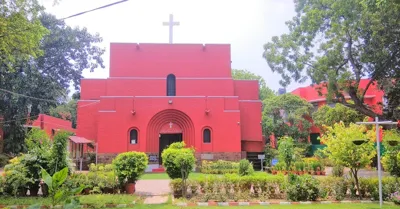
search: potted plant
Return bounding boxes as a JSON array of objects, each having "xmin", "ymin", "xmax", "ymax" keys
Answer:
[{"xmin": 112, "ymin": 152, "xmax": 148, "ymax": 194}]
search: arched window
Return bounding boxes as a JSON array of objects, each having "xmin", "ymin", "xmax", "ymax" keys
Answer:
[
  {"xmin": 203, "ymin": 128, "xmax": 211, "ymax": 143},
  {"xmin": 166, "ymin": 74, "xmax": 176, "ymax": 96},
  {"xmin": 130, "ymin": 129, "xmax": 138, "ymax": 144}
]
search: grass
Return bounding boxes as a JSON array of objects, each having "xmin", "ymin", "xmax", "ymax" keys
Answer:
[
  {"xmin": 0, "ymin": 194, "xmax": 142, "ymax": 206},
  {"xmin": 109, "ymin": 203, "xmax": 398, "ymax": 209}
]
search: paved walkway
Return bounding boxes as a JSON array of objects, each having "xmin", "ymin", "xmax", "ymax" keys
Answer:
[{"xmin": 135, "ymin": 179, "xmax": 171, "ymax": 204}]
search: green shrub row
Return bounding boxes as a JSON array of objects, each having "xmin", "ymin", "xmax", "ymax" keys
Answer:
[
  {"xmin": 170, "ymin": 173, "xmax": 398, "ymax": 202},
  {"xmin": 201, "ymin": 160, "xmax": 239, "ymax": 174}
]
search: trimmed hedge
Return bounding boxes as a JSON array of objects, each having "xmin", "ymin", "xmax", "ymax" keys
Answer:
[
  {"xmin": 201, "ymin": 160, "xmax": 239, "ymax": 174},
  {"xmin": 169, "ymin": 173, "xmax": 397, "ymax": 202}
]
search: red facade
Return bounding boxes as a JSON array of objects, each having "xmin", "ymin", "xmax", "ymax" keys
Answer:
[
  {"xmin": 77, "ymin": 43, "xmax": 263, "ymax": 164},
  {"xmin": 291, "ymin": 79, "xmax": 385, "ymax": 135}
]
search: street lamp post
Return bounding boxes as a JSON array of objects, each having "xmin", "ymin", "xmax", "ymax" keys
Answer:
[{"xmin": 356, "ymin": 117, "xmax": 398, "ymax": 208}]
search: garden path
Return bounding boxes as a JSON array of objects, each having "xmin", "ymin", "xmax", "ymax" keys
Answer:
[{"xmin": 135, "ymin": 179, "xmax": 171, "ymax": 204}]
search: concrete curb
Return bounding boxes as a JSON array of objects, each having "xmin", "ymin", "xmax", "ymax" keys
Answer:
[{"xmin": 173, "ymin": 200, "xmax": 381, "ymax": 207}]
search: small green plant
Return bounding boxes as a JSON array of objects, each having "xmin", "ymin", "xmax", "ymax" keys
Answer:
[
  {"xmin": 238, "ymin": 159, "xmax": 254, "ymax": 176},
  {"xmin": 278, "ymin": 136, "xmax": 295, "ymax": 171},
  {"xmin": 41, "ymin": 167, "xmax": 84, "ymax": 207},
  {"xmin": 332, "ymin": 164, "xmax": 344, "ymax": 177},
  {"xmin": 161, "ymin": 142, "xmax": 196, "ymax": 179},
  {"xmin": 286, "ymin": 174, "xmax": 319, "ymax": 201},
  {"xmin": 112, "ymin": 152, "xmax": 148, "ymax": 184},
  {"xmin": 49, "ymin": 131, "xmax": 72, "ymax": 175}
]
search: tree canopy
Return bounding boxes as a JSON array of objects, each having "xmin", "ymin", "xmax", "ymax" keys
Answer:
[
  {"xmin": 263, "ymin": 0, "xmax": 400, "ymax": 120},
  {"xmin": 263, "ymin": 93, "xmax": 313, "ymax": 140},
  {"xmin": 0, "ymin": 0, "xmax": 48, "ymax": 70},
  {"xmin": 312, "ymin": 103, "xmax": 366, "ymax": 132},
  {"xmin": 0, "ymin": 13, "xmax": 104, "ymax": 154},
  {"xmin": 231, "ymin": 69, "xmax": 275, "ymax": 101}
]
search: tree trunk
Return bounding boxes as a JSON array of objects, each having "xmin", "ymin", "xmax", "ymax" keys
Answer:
[{"xmin": 351, "ymin": 168, "xmax": 362, "ymax": 200}]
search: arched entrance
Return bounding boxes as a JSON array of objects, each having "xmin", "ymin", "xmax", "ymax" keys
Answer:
[{"xmin": 146, "ymin": 109, "xmax": 195, "ymax": 164}]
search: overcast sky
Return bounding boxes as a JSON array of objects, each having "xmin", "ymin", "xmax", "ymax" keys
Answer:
[{"xmin": 42, "ymin": 0, "xmax": 306, "ymax": 92}]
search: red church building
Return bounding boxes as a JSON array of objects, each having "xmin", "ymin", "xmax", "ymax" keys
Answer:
[{"xmin": 76, "ymin": 43, "xmax": 263, "ymax": 170}]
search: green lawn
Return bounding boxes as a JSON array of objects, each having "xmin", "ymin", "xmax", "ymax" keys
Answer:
[
  {"xmin": 0, "ymin": 194, "xmax": 142, "ymax": 206},
  {"xmin": 114, "ymin": 203, "xmax": 398, "ymax": 209}
]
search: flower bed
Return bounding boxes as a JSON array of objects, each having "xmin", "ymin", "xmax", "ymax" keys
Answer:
[{"xmin": 170, "ymin": 173, "xmax": 398, "ymax": 202}]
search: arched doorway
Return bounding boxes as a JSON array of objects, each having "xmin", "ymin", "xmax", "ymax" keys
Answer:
[{"xmin": 146, "ymin": 109, "xmax": 195, "ymax": 164}]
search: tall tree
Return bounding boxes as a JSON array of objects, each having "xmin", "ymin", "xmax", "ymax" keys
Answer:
[
  {"xmin": 231, "ymin": 69, "xmax": 275, "ymax": 101},
  {"xmin": 0, "ymin": 0, "xmax": 48, "ymax": 70},
  {"xmin": 263, "ymin": 0, "xmax": 400, "ymax": 120},
  {"xmin": 263, "ymin": 93, "xmax": 313, "ymax": 141},
  {"xmin": 0, "ymin": 13, "xmax": 104, "ymax": 154}
]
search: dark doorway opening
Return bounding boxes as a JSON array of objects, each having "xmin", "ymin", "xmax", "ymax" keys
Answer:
[{"xmin": 159, "ymin": 133, "xmax": 182, "ymax": 165}]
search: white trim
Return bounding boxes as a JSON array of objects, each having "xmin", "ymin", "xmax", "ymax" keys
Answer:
[
  {"xmin": 100, "ymin": 96, "xmax": 134, "ymax": 98},
  {"xmin": 224, "ymin": 110, "xmax": 240, "ymax": 112},
  {"xmin": 239, "ymin": 100, "xmax": 261, "ymax": 102},
  {"xmin": 98, "ymin": 110, "xmax": 116, "ymax": 113}
]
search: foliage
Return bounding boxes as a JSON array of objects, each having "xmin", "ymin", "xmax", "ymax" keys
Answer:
[
  {"xmin": 263, "ymin": 94, "xmax": 313, "ymax": 140},
  {"xmin": 0, "ymin": 153, "xmax": 10, "ymax": 167},
  {"xmin": 0, "ymin": 12, "xmax": 104, "ymax": 154},
  {"xmin": 112, "ymin": 151, "xmax": 148, "ymax": 184},
  {"xmin": 332, "ymin": 165, "xmax": 345, "ymax": 177},
  {"xmin": 23, "ymin": 128, "xmax": 52, "ymax": 184},
  {"xmin": 0, "ymin": 0, "xmax": 48, "ymax": 69},
  {"xmin": 201, "ymin": 160, "xmax": 239, "ymax": 174},
  {"xmin": 312, "ymin": 104, "xmax": 366, "ymax": 132},
  {"xmin": 286, "ymin": 174, "xmax": 319, "ymax": 201},
  {"xmin": 3, "ymin": 156, "xmax": 33, "ymax": 196},
  {"xmin": 238, "ymin": 159, "xmax": 254, "ymax": 176},
  {"xmin": 49, "ymin": 94, "xmax": 78, "ymax": 128},
  {"xmin": 277, "ymin": 136, "xmax": 295, "ymax": 170},
  {"xmin": 382, "ymin": 129, "xmax": 400, "ymax": 177},
  {"xmin": 264, "ymin": 144, "xmax": 278, "ymax": 167},
  {"xmin": 262, "ymin": 0, "xmax": 400, "ymax": 120},
  {"xmin": 41, "ymin": 167, "xmax": 84, "ymax": 207},
  {"xmin": 320, "ymin": 122, "xmax": 376, "ymax": 197},
  {"xmin": 49, "ymin": 131, "xmax": 71, "ymax": 175},
  {"xmin": 231, "ymin": 69, "xmax": 276, "ymax": 101},
  {"xmin": 161, "ymin": 142, "xmax": 196, "ymax": 179}
]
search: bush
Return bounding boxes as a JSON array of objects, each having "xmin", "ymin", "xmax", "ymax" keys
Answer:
[
  {"xmin": 201, "ymin": 160, "xmax": 239, "ymax": 174},
  {"xmin": 162, "ymin": 142, "xmax": 195, "ymax": 179},
  {"xmin": 0, "ymin": 153, "xmax": 10, "ymax": 167},
  {"xmin": 49, "ymin": 131, "xmax": 72, "ymax": 175},
  {"xmin": 278, "ymin": 136, "xmax": 295, "ymax": 170},
  {"xmin": 332, "ymin": 164, "xmax": 344, "ymax": 177},
  {"xmin": 286, "ymin": 174, "xmax": 319, "ymax": 201},
  {"xmin": 238, "ymin": 159, "xmax": 254, "ymax": 176},
  {"xmin": 112, "ymin": 152, "xmax": 148, "ymax": 184}
]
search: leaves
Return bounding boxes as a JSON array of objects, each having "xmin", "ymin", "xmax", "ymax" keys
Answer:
[
  {"xmin": 312, "ymin": 103, "xmax": 366, "ymax": 132},
  {"xmin": 41, "ymin": 168, "xmax": 52, "ymax": 189},
  {"xmin": 263, "ymin": 93, "xmax": 313, "ymax": 140}
]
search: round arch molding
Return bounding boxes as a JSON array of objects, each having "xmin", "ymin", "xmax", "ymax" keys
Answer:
[{"xmin": 146, "ymin": 109, "xmax": 195, "ymax": 152}]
